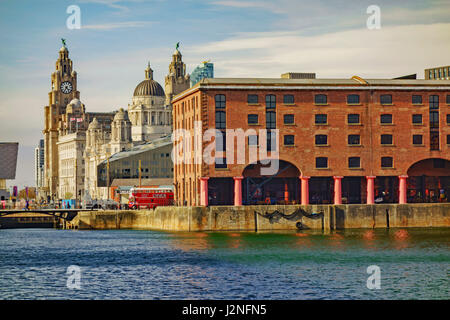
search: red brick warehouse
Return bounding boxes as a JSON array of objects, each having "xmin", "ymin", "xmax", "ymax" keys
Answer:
[{"xmin": 172, "ymin": 75, "xmax": 450, "ymax": 206}]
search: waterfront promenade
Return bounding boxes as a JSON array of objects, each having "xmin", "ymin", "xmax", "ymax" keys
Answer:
[{"xmin": 73, "ymin": 203, "xmax": 450, "ymax": 231}]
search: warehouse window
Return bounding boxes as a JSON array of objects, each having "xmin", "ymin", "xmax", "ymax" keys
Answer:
[
  {"xmin": 380, "ymin": 95, "xmax": 392, "ymax": 105},
  {"xmin": 381, "ymin": 157, "xmax": 393, "ymax": 168},
  {"xmin": 316, "ymin": 157, "xmax": 328, "ymax": 168},
  {"xmin": 381, "ymin": 134, "xmax": 393, "ymax": 145},
  {"xmin": 380, "ymin": 114, "xmax": 393, "ymax": 124},
  {"xmin": 314, "ymin": 94, "xmax": 327, "ymax": 105},
  {"xmin": 215, "ymin": 111, "xmax": 226, "ymax": 129},
  {"xmin": 283, "ymin": 95, "xmax": 294, "ymax": 104},
  {"xmin": 315, "ymin": 134, "xmax": 328, "ymax": 145},
  {"xmin": 315, "ymin": 114, "xmax": 327, "ymax": 124},
  {"xmin": 412, "ymin": 95, "xmax": 422, "ymax": 105},
  {"xmin": 348, "ymin": 157, "xmax": 360, "ymax": 168},
  {"xmin": 284, "ymin": 114, "xmax": 294, "ymax": 124},
  {"xmin": 265, "ymin": 95, "xmax": 276, "ymax": 109},
  {"xmin": 348, "ymin": 135, "xmax": 360, "ymax": 145},
  {"xmin": 215, "ymin": 94, "xmax": 226, "ymax": 109},
  {"xmin": 248, "ymin": 94, "xmax": 258, "ymax": 104},
  {"xmin": 347, "ymin": 94, "xmax": 360, "ymax": 104},
  {"xmin": 413, "ymin": 135, "xmax": 423, "ymax": 145},
  {"xmin": 347, "ymin": 114, "xmax": 360, "ymax": 124},
  {"xmin": 284, "ymin": 135, "xmax": 294, "ymax": 146},
  {"xmin": 248, "ymin": 114, "xmax": 259, "ymax": 125},
  {"xmin": 412, "ymin": 114, "xmax": 423, "ymax": 124},
  {"xmin": 429, "ymin": 95, "xmax": 439, "ymax": 109}
]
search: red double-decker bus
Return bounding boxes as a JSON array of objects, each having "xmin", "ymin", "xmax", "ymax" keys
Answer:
[{"xmin": 128, "ymin": 187, "xmax": 174, "ymax": 209}]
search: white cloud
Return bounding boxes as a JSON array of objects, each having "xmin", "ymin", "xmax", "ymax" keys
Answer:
[{"xmin": 185, "ymin": 23, "xmax": 450, "ymax": 79}]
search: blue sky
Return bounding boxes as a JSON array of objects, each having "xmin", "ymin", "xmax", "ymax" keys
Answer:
[{"xmin": 1, "ymin": 0, "xmax": 449, "ymax": 188}]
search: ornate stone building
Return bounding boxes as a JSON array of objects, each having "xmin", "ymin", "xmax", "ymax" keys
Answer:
[
  {"xmin": 84, "ymin": 110, "xmax": 133, "ymax": 200},
  {"xmin": 43, "ymin": 43, "xmax": 80, "ymax": 198},
  {"xmin": 129, "ymin": 63, "xmax": 172, "ymax": 142},
  {"xmin": 164, "ymin": 47, "xmax": 190, "ymax": 107},
  {"xmin": 44, "ymin": 42, "xmax": 190, "ymax": 203}
]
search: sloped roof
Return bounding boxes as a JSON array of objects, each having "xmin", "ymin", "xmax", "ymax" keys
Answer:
[{"xmin": 100, "ymin": 135, "xmax": 172, "ymax": 165}]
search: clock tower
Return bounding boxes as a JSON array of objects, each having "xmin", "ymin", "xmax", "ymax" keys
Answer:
[{"xmin": 43, "ymin": 42, "xmax": 80, "ymax": 198}]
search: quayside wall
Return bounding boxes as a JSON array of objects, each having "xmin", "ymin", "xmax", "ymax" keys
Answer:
[{"xmin": 74, "ymin": 203, "xmax": 450, "ymax": 231}]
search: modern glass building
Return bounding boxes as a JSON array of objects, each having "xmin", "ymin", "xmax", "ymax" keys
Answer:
[{"xmin": 190, "ymin": 62, "xmax": 214, "ymax": 87}]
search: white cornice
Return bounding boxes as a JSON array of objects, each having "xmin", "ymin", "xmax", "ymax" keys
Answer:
[{"xmin": 173, "ymin": 85, "xmax": 450, "ymax": 103}]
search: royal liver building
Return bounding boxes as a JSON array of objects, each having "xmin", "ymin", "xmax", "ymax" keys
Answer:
[{"xmin": 42, "ymin": 41, "xmax": 190, "ymax": 202}]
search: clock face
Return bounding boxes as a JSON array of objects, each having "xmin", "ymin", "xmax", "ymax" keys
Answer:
[{"xmin": 60, "ymin": 81, "xmax": 73, "ymax": 94}]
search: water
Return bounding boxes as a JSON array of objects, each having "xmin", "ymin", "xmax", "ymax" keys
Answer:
[{"xmin": 0, "ymin": 228, "xmax": 448, "ymax": 299}]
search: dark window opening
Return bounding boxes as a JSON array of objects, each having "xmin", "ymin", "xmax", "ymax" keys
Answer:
[
  {"xmin": 284, "ymin": 135, "xmax": 294, "ymax": 146},
  {"xmin": 348, "ymin": 157, "xmax": 360, "ymax": 168},
  {"xmin": 283, "ymin": 95, "xmax": 294, "ymax": 104},
  {"xmin": 413, "ymin": 135, "xmax": 423, "ymax": 145},
  {"xmin": 315, "ymin": 114, "xmax": 327, "ymax": 124},
  {"xmin": 315, "ymin": 135, "xmax": 328, "ymax": 145},
  {"xmin": 347, "ymin": 94, "xmax": 360, "ymax": 104},
  {"xmin": 248, "ymin": 94, "xmax": 258, "ymax": 104},
  {"xmin": 348, "ymin": 135, "xmax": 360, "ymax": 145},
  {"xmin": 283, "ymin": 114, "xmax": 294, "ymax": 124},
  {"xmin": 429, "ymin": 95, "xmax": 439, "ymax": 109},
  {"xmin": 316, "ymin": 157, "xmax": 328, "ymax": 168},
  {"xmin": 266, "ymin": 111, "xmax": 276, "ymax": 129},
  {"xmin": 412, "ymin": 114, "xmax": 423, "ymax": 124},
  {"xmin": 314, "ymin": 94, "xmax": 327, "ymax": 105},
  {"xmin": 380, "ymin": 95, "xmax": 392, "ymax": 105},
  {"xmin": 381, "ymin": 134, "xmax": 393, "ymax": 145},
  {"xmin": 347, "ymin": 114, "xmax": 360, "ymax": 124},
  {"xmin": 215, "ymin": 94, "xmax": 226, "ymax": 109},
  {"xmin": 380, "ymin": 114, "xmax": 393, "ymax": 124},
  {"xmin": 215, "ymin": 111, "xmax": 226, "ymax": 129},
  {"xmin": 381, "ymin": 157, "xmax": 393, "ymax": 168},
  {"xmin": 248, "ymin": 114, "xmax": 258, "ymax": 124},
  {"xmin": 266, "ymin": 95, "xmax": 276, "ymax": 109},
  {"xmin": 412, "ymin": 95, "xmax": 422, "ymax": 104}
]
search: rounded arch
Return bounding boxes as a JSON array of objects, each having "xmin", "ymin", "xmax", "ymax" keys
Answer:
[
  {"xmin": 242, "ymin": 159, "xmax": 301, "ymax": 205},
  {"xmin": 404, "ymin": 156, "xmax": 450, "ymax": 175},
  {"xmin": 406, "ymin": 158, "xmax": 450, "ymax": 203},
  {"xmin": 242, "ymin": 159, "xmax": 301, "ymax": 178},
  {"xmin": 407, "ymin": 158, "xmax": 450, "ymax": 176}
]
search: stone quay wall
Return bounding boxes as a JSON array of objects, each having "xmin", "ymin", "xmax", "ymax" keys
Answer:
[{"xmin": 74, "ymin": 203, "xmax": 450, "ymax": 231}]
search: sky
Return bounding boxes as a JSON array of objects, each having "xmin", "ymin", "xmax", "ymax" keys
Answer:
[{"xmin": 0, "ymin": 0, "xmax": 449, "ymax": 188}]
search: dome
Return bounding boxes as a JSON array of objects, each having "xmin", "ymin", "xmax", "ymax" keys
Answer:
[
  {"xmin": 68, "ymin": 98, "xmax": 81, "ymax": 108},
  {"xmin": 133, "ymin": 79, "xmax": 165, "ymax": 97},
  {"xmin": 60, "ymin": 46, "xmax": 68, "ymax": 52},
  {"xmin": 133, "ymin": 63, "xmax": 165, "ymax": 97},
  {"xmin": 114, "ymin": 108, "xmax": 129, "ymax": 121}
]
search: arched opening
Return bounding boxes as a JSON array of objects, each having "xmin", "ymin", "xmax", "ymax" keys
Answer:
[
  {"xmin": 242, "ymin": 160, "xmax": 300, "ymax": 205},
  {"xmin": 406, "ymin": 158, "xmax": 450, "ymax": 203}
]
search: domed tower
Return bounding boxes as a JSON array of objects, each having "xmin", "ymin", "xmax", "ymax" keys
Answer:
[
  {"xmin": 128, "ymin": 62, "xmax": 172, "ymax": 142},
  {"xmin": 111, "ymin": 108, "xmax": 132, "ymax": 153},
  {"xmin": 165, "ymin": 43, "xmax": 190, "ymax": 107}
]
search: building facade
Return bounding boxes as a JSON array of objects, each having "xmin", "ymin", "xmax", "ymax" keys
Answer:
[
  {"xmin": 172, "ymin": 76, "xmax": 450, "ymax": 206},
  {"xmin": 425, "ymin": 66, "xmax": 450, "ymax": 80},
  {"xmin": 35, "ymin": 139, "xmax": 45, "ymax": 190},
  {"xmin": 190, "ymin": 61, "xmax": 214, "ymax": 87},
  {"xmin": 97, "ymin": 135, "xmax": 173, "ymax": 190},
  {"xmin": 57, "ymin": 131, "xmax": 86, "ymax": 200},
  {"xmin": 43, "ymin": 44, "xmax": 80, "ymax": 198}
]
